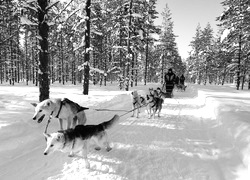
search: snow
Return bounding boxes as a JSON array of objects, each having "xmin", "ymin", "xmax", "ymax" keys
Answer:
[
  {"xmin": 0, "ymin": 82, "xmax": 250, "ymax": 180},
  {"xmin": 20, "ymin": 16, "xmax": 37, "ymax": 26}
]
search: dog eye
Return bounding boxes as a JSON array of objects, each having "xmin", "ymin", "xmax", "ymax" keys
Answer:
[
  {"xmin": 50, "ymin": 144, "xmax": 54, "ymax": 147},
  {"xmin": 39, "ymin": 110, "xmax": 42, "ymax": 113}
]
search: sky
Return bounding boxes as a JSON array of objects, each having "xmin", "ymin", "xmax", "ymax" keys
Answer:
[{"xmin": 155, "ymin": 0, "xmax": 224, "ymax": 59}]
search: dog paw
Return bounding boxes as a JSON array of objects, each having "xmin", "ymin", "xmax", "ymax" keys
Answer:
[
  {"xmin": 95, "ymin": 147, "xmax": 101, "ymax": 151},
  {"xmin": 106, "ymin": 147, "xmax": 112, "ymax": 152}
]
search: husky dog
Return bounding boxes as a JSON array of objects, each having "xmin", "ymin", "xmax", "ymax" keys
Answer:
[
  {"xmin": 32, "ymin": 98, "xmax": 89, "ymax": 130},
  {"xmin": 156, "ymin": 87, "xmax": 169, "ymax": 98},
  {"xmin": 147, "ymin": 89, "xmax": 164, "ymax": 119},
  {"xmin": 176, "ymin": 84, "xmax": 187, "ymax": 91},
  {"xmin": 43, "ymin": 114, "xmax": 119, "ymax": 168},
  {"xmin": 131, "ymin": 90, "xmax": 147, "ymax": 118}
]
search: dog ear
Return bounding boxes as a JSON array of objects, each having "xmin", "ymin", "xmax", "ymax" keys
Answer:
[
  {"xmin": 43, "ymin": 133, "xmax": 51, "ymax": 140},
  {"xmin": 31, "ymin": 103, "xmax": 37, "ymax": 107}
]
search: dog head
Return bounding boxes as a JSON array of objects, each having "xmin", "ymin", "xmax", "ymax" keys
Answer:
[
  {"xmin": 43, "ymin": 132, "xmax": 64, "ymax": 155},
  {"xmin": 153, "ymin": 90, "xmax": 159, "ymax": 97},
  {"xmin": 148, "ymin": 88, "xmax": 153, "ymax": 93},
  {"xmin": 31, "ymin": 99, "xmax": 56, "ymax": 123},
  {"xmin": 156, "ymin": 87, "xmax": 161, "ymax": 93},
  {"xmin": 131, "ymin": 90, "xmax": 139, "ymax": 98}
]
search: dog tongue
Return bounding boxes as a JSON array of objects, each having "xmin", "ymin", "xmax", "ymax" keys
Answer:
[{"xmin": 38, "ymin": 114, "xmax": 45, "ymax": 123}]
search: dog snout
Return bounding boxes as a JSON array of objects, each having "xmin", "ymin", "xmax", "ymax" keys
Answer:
[
  {"xmin": 33, "ymin": 116, "xmax": 36, "ymax": 120},
  {"xmin": 44, "ymin": 152, "xmax": 48, "ymax": 155}
]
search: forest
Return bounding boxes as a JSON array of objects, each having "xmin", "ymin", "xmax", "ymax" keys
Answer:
[
  {"xmin": 0, "ymin": 0, "xmax": 249, "ymax": 101},
  {"xmin": 188, "ymin": 0, "xmax": 250, "ymax": 90}
]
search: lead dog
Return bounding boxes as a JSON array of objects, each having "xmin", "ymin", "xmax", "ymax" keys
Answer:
[
  {"xmin": 31, "ymin": 98, "xmax": 89, "ymax": 130},
  {"xmin": 147, "ymin": 89, "xmax": 164, "ymax": 119},
  {"xmin": 43, "ymin": 114, "xmax": 119, "ymax": 168},
  {"xmin": 156, "ymin": 87, "xmax": 169, "ymax": 98}
]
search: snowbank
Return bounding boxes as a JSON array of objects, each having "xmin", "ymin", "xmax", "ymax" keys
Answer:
[{"xmin": 0, "ymin": 83, "xmax": 250, "ymax": 180}]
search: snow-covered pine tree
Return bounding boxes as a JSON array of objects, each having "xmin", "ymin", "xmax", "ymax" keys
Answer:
[
  {"xmin": 218, "ymin": 0, "xmax": 250, "ymax": 90},
  {"xmin": 160, "ymin": 3, "xmax": 180, "ymax": 78}
]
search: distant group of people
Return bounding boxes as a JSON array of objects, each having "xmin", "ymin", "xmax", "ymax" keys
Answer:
[{"xmin": 164, "ymin": 68, "xmax": 185, "ymax": 94}]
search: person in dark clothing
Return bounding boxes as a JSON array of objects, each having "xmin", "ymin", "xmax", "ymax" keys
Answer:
[
  {"xmin": 180, "ymin": 74, "xmax": 185, "ymax": 85},
  {"xmin": 164, "ymin": 68, "xmax": 176, "ymax": 97},
  {"xmin": 175, "ymin": 76, "xmax": 179, "ymax": 85}
]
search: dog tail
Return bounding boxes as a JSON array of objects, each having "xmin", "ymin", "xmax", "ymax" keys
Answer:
[{"xmin": 101, "ymin": 114, "xmax": 120, "ymax": 130}]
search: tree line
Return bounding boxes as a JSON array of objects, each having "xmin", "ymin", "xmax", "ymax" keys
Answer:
[
  {"xmin": 186, "ymin": 0, "xmax": 250, "ymax": 90},
  {"xmin": 0, "ymin": 0, "xmax": 185, "ymax": 100}
]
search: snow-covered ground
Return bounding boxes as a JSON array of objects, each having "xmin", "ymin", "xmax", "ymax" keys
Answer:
[{"xmin": 0, "ymin": 82, "xmax": 250, "ymax": 180}]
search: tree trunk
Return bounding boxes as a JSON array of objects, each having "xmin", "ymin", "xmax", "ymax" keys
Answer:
[
  {"xmin": 144, "ymin": 30, "xmax": 149, "ymax": 85},
  {"xmin": 161, "ymin": 54, "xmax": 164, "ymax": 84},
  {"xmin": 125, "ymin": 0, "xmax": 133, "ymax": 91},
  {"xmin": 60, "ymin": 31, "xmax": 65, "ymax": 85},
  {"xmin": 131, "ymin": 51, "xmax": 134, "ymax": 87},
  {"xmin": 9, "ymin": 19, "xmax": 14, "ymax": 85},
  {"xmin": 83, "ymin": 0, "xmax": 91, "ymax": 95},
  {"xmin": 248, "ymin": 78, "xmax": 250, "ymax": 90},
  {"xmin": 38, "ymin": 0, "xmax": 50, "ymax": 101},
  {"xmin": 72, "ymin": 44, "xmax": 76, "ymax": 85},
  {"xmin": 25, "ymin": 30, "xmax": 29, "ymax": 85},
  {"xmin": 135, "ymin": 52, "xmax": 138, "ymax": 86},
  {"xmin": 236, "ymin": 33, "xmax": 241, "ymax": 90},
  {"xmin": 0, "ymin": 45, "xmax": 2, "ymax": 84},
  {"xmin": 144, "ymin": 32, "xmax": 148, "ymax": 85}
]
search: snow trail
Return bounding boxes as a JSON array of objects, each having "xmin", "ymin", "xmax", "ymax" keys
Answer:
[{"xmin": 0, "ymin": 83, "xmax": 250, "ymax": 180}]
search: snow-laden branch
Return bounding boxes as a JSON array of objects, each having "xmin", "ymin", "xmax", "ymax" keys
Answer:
[
  {"xmin": 64, "ymin": 8, "xmax": 81, "ymax": 24},
  {"xmin": 46, "ymin": 0, "xmax": 60, "ymax": 11},
  {"xmin": 20, "ymin": 16, "xmax": 37, "ymax": 26},
  {"xmin": 52, "ymin": 0, "xmax": 74, "ymax": 22},
  {"xmin": 226, "ymin": 63, "xmax": 238, "ymax": 71},
  {"xmin": 73, "ymin": 36, "xmax": 85, "ymax": 51},
  {"xmin": 22, "ymin": 1, "xmax": 38, "ymax": 12},
  {"xmin": 132, "ymin": 13, "xmax": 143, "ymax": 18},
  {"xmin": 92, "ymin": 30, "xmax": 103, "ymax": 36},
  {"xmin": 78, "ymin": 64, "xmax": 119, "ymax": 76}
]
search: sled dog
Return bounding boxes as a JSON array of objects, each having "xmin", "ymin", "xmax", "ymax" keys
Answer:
[
  {"xmin": 131, "ymin": 90, "xmax": 147, "ymax": 118},
  {"xmin": 156, "ymin": 87, "xmax": 169, "ymax": 98},
  {"xmin": 147, "ymin": 89, "xmax": 164, "ymax": 119},
  {"xmin": 176, "ymin": 84, "xmax": 187, "ymax": 91},
  {"xmin": 32, "ymin": 98, "xmax": 89, "ymax": 130},
  {"xmin": 43, "ymin": 114, "xmax": 120, "ymax": 168}
]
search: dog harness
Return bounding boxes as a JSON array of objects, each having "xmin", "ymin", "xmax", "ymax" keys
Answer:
[
  {"xmin": 44, "ymin": 101, "xmax": 64, "ymax": 134},
  {"xmin": 52, "ymin": 100, "xmax": 64, "ymax": 118},
  {"xmin": 149, "ymin": 99, "xmax": 156, "ymax": 108}
]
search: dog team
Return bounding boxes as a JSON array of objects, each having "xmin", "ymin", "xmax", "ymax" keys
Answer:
[
  {"xmin": 131, "ymin": 87, "xmax": 167, "ymax": 119},
  {"xmin": 32, "ymin": 97, "xmax": 119, "ymax": 168},
  {"xmin": 31, "ymin": 84, "xmax": 186, "ymax": 168}
]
